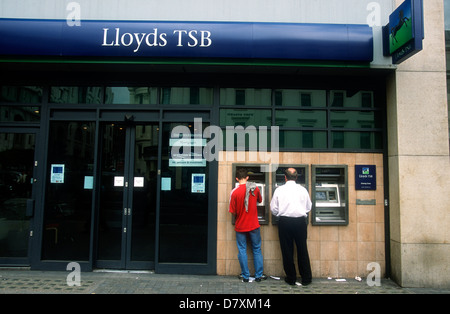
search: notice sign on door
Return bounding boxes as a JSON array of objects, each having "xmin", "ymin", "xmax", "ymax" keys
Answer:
[
  {"xmin": 161, "ymin": 177, "xmax": 171, "ymax": 191},
  {"xmin": 169, "ymin": 138, "xmax": 206, "ymax": 167},
  {"xmin": 191, "ymin": 174, "xmax": 205, "ymax": 193},
  {"xmin": 355, "ymin": 165, "xmax": 376, "ymax": 190},
  {"xmin": 50, "ymin": 164, "xmax": 65, "ymax": 183}
]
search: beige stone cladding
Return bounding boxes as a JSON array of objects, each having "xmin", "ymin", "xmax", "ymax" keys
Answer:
[
  {"xmin": 217, "ymin": 152, "xmax": 385, "ymax": 279},
  {"xmin": 386, "ymin": 0, "xmax": 450, "ymax": 288}
]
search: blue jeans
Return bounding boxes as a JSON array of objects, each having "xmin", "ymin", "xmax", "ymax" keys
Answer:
[{"xmin": 236, "ymin": 228, "xmax": 264, "ymax": 279}]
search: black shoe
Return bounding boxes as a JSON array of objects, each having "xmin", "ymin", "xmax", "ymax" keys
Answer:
[
  {"xmin": 255, "ymin": 274, "xmax": 268, "ymax": 282},
  {"xmin": 242, "ymin": 278, "xmax": 249, "ymax": 283},
  {"xmin": 284, "ymin": 278, "xmax": 296, "ymax": 286},
  {"xmin": 301, "ymin": 281, "xmax": 312, "ymax": 286}
]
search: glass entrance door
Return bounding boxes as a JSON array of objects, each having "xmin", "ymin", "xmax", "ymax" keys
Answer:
[
  {"xmin": 96, "ymin": 123, "xmax": 158, "ymax": 269},
  {"xmin": 42, "ymin": 121, "xmax": 95, "ymax": 263},
  {"xmin": 157, "ymin": 121, "xmax": 210, "ymax": 271},
  {"xmin": 0, "ymin": 130, "xmax": 37, "ymax": 264},
  {"xmin": 40, "ymin": 111, "xmax": 216, "ymax": 273}
]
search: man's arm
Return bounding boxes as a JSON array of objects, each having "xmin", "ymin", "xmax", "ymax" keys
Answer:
[
  {"xmin": 229, "ymin": 190, "xmax": 236, "ymax": 214},
  {"xmin": 270, "ymin": 190, "xmax": 279, "ymax": 216},
  {"xmin": 256, "ymin": 186, "xmax": 262, "ymax": 204},
  {"xmin": 304, "ymin": 188, "xmax": 312, "ymax": 213}
]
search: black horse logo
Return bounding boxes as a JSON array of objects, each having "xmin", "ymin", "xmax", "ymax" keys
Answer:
[{"xmin": 391, "ymin": 10, "xmax": 410, "ymax": 44}]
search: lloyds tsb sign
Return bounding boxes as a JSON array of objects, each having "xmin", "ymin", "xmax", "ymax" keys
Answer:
[
  {"xmin": 102, "ymin": 28, "xmax": 213, "ymax": 53},
  {"xmin": 0, "ymin": 19, "xmax": 373, "ymax": 62}
]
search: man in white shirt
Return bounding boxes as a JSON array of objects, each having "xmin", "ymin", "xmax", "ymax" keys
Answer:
[{"xmin": 270, "ymin": 168, "xmax": 312, "ymax": 286}]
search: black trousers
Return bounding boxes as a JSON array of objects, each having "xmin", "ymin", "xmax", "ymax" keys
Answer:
[{"xmin": 278, "ymin": 216, "xmax": 312, "ymax": 284}]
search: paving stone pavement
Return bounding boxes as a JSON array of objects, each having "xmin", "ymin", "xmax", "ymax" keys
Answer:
[{"xmin": 0, "ymin": 269, "xmax": 449, "ymax": 295}]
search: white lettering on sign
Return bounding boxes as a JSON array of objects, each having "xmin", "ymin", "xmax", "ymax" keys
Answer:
[
  {"xmin": 173, "ymin": 30, "xmax": 212, "ymax": 47},
  {"xmin": 102, "ymin": 28, "xmax": 212, "ymax": 53}
]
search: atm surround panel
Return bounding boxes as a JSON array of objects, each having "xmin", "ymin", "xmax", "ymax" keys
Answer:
[
  {"xmin": 230, "ymin": 164, "xmax": 349, "ymax": 226},
  {"xmin": 311, "ymin": 165, "xmax": 348, "ymax": 226},
  {"xmin": 231, "ymin": 164, "xmax": 270, "ymax": 224}
]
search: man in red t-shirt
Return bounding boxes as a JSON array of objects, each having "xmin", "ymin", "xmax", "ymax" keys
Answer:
[{"xmin": 229, "ymin": 168, "xmax": 266, "ymax": 282}]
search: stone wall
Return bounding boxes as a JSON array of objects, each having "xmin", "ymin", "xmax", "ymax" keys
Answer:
[{"xmin": 216, "ymin": 152, "xmax": 385, "ymax": 279}]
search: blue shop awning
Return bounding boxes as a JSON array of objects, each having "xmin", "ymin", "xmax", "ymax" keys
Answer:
[{"xmin": 0, "ymin": 19, "xmax": 373, "ymax": 62}]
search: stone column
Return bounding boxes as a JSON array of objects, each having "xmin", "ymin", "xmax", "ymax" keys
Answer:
[{"xmin": 387, "ymin": 0, "xmax": 450, "ymax": 288}]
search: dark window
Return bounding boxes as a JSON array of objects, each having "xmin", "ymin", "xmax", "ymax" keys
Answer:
[
  {"xmin": 50, "ymin": 87, "xmax": 102, "ymax": 104},
  {"xmin": 219, "ymin": 88, "xmax": 383, "ymax": 151}
]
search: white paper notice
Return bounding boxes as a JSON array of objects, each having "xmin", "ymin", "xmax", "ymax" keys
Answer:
[
  {"xmin": 161, "ymin": 177, "xmax": 171, "ymax": 191},
  {"xmin": 114, "ymin": 176, "xmax": 124, "ymax": 187},
  {"xmin": 84, "ymin": 176, "xmax": 94, "ymax": 189},
  {"xmin": 134, "ymin": 177, "xmax": 144, "ymax": 187}
]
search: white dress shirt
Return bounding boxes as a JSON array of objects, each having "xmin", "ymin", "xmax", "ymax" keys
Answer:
[{"xmin": 270, "ymin": 181, "xmax": 312, "ymax": 218}]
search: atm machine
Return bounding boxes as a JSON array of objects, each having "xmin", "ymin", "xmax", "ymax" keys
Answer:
[
  {"xmin": 271, "ymin": 165, "xmax": 309, "ymax": 224},
  {"xmin": 232, "ymin": 164, "xmax": 269, "ymax": 224},
  {"xmin": 311, "ymin": 165, "xmax": 348, "ymax": 226}
]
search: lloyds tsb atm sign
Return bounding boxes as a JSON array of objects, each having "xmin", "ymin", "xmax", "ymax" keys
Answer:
[{"xmin": 383, "ymin": 0, "xmax": 424, "ymax": 64}]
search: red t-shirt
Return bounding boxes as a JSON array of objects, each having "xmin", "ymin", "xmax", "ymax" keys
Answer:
[{"xmin": 229, "ymin": 183, "xmax": 262, "ymax": 232}]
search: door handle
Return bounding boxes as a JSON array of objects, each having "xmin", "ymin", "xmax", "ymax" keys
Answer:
[{"xmin": 124, "ymin": 208, "xmax": 131, "ymax": 216}]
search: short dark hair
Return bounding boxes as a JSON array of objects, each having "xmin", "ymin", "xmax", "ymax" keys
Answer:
[
  {"xmin": 236, "ymin": 168, "xmax": 248, "ymax": 180},
  {"xmin": 285, "ymin": 168, "xmax": 298, "ymax": 181}
]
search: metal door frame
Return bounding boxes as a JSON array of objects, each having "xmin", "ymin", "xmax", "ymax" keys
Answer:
[
  {"xmin": 0, "ymin": 127, "xmax": 40, "ymax": 267},
  {"xmin": 95, "ymin": 119, "xmax": 158, "ymax": 270}
]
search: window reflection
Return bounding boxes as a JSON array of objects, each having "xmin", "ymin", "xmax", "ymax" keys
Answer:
[
  {"xmin": 50, "ymin": 87, "xmax": 102, "ymax": 104},
  {"xmin": 218, "ymin": 88, "xmax": 382, "ymax": 150},
  {"xmin": 279, "ymin": 131, "xmax": 327, "ymax": 149},
  {"xmin": 220, "ymin": 88, "xmax": 271, "ymax": 106},
  {"xmin": 330, "ymin": 111, "xmax": 382, "ymax": 129},
  {"xmin": 105, "ymin": 87, "xmax": 158, "ymax": 104},
  {"xmin": 330, "ymin": 90, "xmax": 375, "ymax": 108},
  {"xmin": 160, "ymin": 87, "xmax": 213, "ymax": 105},
  {"xmin": 1, "ymin": 86, "xmax": 43, "ymax": 103},
  {"xmin": 331, "ymin": 131, "xmax": 382, "ymax": 149},
  {"xmin": 0, "ymin": 106, "xmax": 40, "ymax": 122},
  {"xmin": 220, "ymin": 109, "xmax": 271, "ymax": 127},
  {"xmin": 274, "ymin": 89, "xmax": 326, "ymax": 107},
  {"xmin": 275, "ymin": 110, "xmax": 327, "ymax": 128}
]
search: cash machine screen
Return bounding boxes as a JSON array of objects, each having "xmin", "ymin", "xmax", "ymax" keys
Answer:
[{"xmin": 315, "ymin": 184, "xmax": 340, "ymax": 206}]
